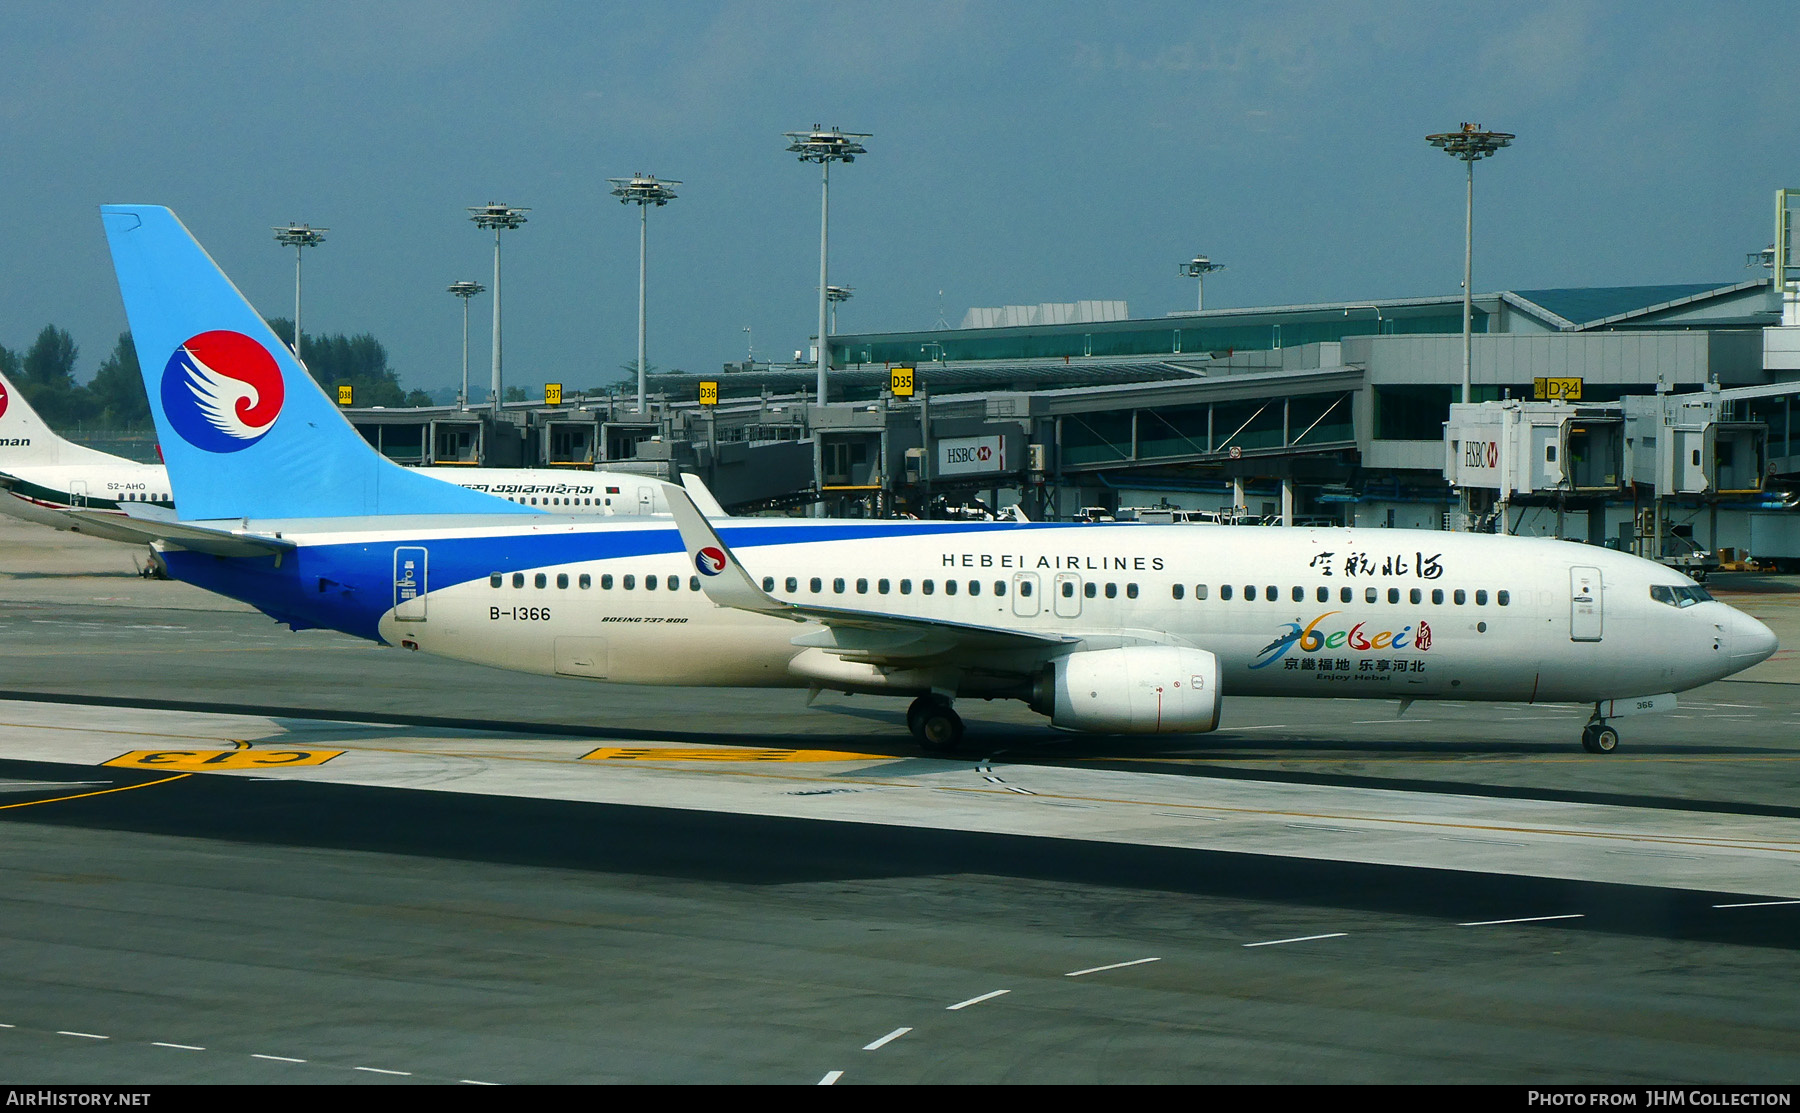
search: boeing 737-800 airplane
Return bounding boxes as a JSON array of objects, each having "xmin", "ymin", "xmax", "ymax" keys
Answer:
[
  {"xmin": 0, "ymin": 366, "xmax": 686, "ymax": 542},
  {"xmin": 89, "ymin": 204, "xmax": 1778, "ymax": 752}
]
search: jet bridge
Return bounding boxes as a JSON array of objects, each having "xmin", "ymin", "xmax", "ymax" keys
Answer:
[
  {"xmin": 1444, "ymin": 401, "xmax": 1625, "ymax": 498},
  {"xmin": 1621, "ymin": 391, "xmax": 1767, "ymax": 497}
]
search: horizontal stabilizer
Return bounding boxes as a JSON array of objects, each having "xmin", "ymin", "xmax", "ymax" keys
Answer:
[{"xmin": 63, "ymin": 508, "xmax": 294, "ymax": 558}]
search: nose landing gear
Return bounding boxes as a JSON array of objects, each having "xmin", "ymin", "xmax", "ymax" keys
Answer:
[{"xmin": 1581, "ymin": 714, "xmax": 1620, "ymax": 754}]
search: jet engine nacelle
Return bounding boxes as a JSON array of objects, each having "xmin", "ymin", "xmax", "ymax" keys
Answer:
[{"xmin": 1034, "ymin": 645, "xmax": 1222, "ymax": 734}]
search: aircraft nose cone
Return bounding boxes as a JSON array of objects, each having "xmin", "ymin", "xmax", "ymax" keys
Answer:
[{"xmin": 1729, "ymin": 609, "xmax": 1779, "ymax": 668}]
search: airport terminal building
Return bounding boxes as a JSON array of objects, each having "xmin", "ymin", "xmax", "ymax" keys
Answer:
[{"xmin": 346, "ymin": 192, "xmax": 1800, "ymax": 567}]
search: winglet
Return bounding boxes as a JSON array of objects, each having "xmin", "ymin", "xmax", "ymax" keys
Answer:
[
  {"xmin": 663, "ymin": 482, "xmax": 792, "ymax": 617},
  {"xmin": 679, "ymin": 472, "xmax": 730, "ymax": 519}
]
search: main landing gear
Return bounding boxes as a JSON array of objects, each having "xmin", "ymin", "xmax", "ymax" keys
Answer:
[
  {"xmin": 1581, "ymin": 714, "xmax": 1620, "ymax": 754},
  {"xmin": 907, "ymin": 694, "xmax": 965, "ymax": 753}
]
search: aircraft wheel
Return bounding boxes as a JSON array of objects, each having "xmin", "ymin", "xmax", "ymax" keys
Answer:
[
  {"xmin": 906, "ymin": 695, "xmax": 935, "ymax": 737},
  {"xmin": 1581, "ymin": 723, "xmax": 1620, "ymax": 754},
  {"xmin": 916, "ymin": 705, "xmax": 965, "ymax": 753}
]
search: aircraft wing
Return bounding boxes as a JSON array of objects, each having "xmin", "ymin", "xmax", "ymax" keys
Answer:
[
  {"xmin": 62, "ymin": 506, "xmax": 295, "ymax": 559},
  {"xmin": 664, "ymin": 479, "xmax": 1071, "ymax": 665}
]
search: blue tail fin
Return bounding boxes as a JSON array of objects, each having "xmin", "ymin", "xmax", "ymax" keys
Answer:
[{"xmin": 101, "ymin": 205, "xmax": 530, "ymax": 521}]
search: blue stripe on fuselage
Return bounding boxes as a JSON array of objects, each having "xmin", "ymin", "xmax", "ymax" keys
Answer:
[{"xmin": 159, "ymin": 518, "xmax": 1062, "ymax": 642}]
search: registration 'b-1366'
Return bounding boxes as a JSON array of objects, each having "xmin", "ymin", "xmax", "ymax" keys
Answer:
[{"xmin": 94, "ymin": 204, "xmax": 1776, "ymax": 752}]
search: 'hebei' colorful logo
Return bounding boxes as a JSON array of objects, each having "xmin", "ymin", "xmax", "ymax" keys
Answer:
[
  {"xmin": 160, "ymin": 331, "xmax": 285, "ymax": 453},
  {"xmin": 1250, "ymin": 612, "xmax": 1432, "ymax": 670}
]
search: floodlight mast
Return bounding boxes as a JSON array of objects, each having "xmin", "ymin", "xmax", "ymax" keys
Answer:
[
  {"xmin": 1426, "ymin": 123, "xmax": 1513, "ymax": 405},
  {"xmin": 785, "ymin": 126, "xmax": 869, "ymax": 405},
  {"xmin": 826, "ymin": 285, "xmax": 853, "ymax": 334},
  {"xmin": 1179, "ymin": 254, "xmax": 1224, "ymax": 312},
  {"xmin": 608, "ymin": 174, "xmax": 681, "ymax": 413},
  {"xmin": 468, "ymin": 202, "xmax": 529, "ymax": 413},
  {"xmin": 447, "ymin": 281, "xmax": 485, "ymax": 410},
  {"xmin": 272, "ymin": 223, "xmax": 327, "ymax": 359}
]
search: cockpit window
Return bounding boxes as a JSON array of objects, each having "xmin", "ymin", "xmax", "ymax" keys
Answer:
[{"xmin": 1650, "ymin": 584, "xmax": 1712, "ymax": 608}]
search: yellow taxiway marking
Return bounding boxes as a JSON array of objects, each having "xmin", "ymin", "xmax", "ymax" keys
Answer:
[
  {"xmin": 0, "ymin": 773, "xmax": 191, "ymax": 810},
  {"xmin": 582, "ymin": 747, "xmax": 889, "ymax": 763},
  {"xmin": 104, "ymin": 749, "xmax": 343, "ymax": 771}
]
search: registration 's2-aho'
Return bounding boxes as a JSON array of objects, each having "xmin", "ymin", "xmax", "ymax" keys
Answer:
[{"xmin": 96, "ymin": 204, "xmax": 1777, "ymax": 752}]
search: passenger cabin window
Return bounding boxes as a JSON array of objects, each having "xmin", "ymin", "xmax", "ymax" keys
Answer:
[
  {"xmin": 1126, "ymin": 583, "xmax": 1138, "ymax": 599},
  {"xmin": 787, "ymin": 577, "xmax": 799, "ymax": 593},
  {"xmin": 557, "ymin": 574, "xmax": 569, "ymax": 589},
  {"xmin": 579, "ymin": 574, "xmax": 591, "ymax": 589},
  {"xmin": 601, "ymin": 574, "xmax": 614, "ymax": 589},
  {"xmin": 1084, "ymin": 582, "xmax": 1097, "ymax": 599},
  {"xmin": 901, "ymin": 579, "xmax": 913, "ymax": 595},
  {"xmin": 1195, "ymin": 584, "xmax": 1208, "ymax": 600},
  {"xmin": 490, "ymin": 573, "xmax": 502, "ymax": 588},
  {"xmin": 1221, "ymin": 585, "xmax": 1233, "ymax": 601},
  {"xmin": 810, "ymin": 577, "xmax": 823, "ymax": 593},
  {"xmin": 1497, "ymin": 590, "xmax": 1511, "ymax": 606},
  {"xmin": 945, "ymin": 580, "xmax": 959, "ymax": 596},
  {"xmin": 1172, "ymin": 584, "xmax": 1185, "ymax": 601},
  {"xmin": 763, "ymin": 576, "xmax": 776, "ymax": 592},
  {"xmin": 512, "ymin": 573, "xmax": 525, "ymax": 588},
  {"xmin": 1475, "ymin": 590, "xmax": 1488, "ymax": 605},
  {"xmin": 1104, "ymin": 583, "xmax": 1117, "ymax": 599}
]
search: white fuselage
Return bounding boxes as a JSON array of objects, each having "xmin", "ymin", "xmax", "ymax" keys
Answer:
[
  {"xmin": 277, "ymin": 518, "xmax": 1777, "ymax": 708},
  {"xmin": 0, "ymin": 458, "xmax": 672, "ymax": 534}
]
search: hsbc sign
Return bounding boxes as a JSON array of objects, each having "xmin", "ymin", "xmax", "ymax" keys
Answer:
[{"xmin": 938, "ymin": 434, "xmax": 1007, "ymax": 477}]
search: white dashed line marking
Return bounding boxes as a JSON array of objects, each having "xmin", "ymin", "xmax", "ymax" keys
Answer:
[
  {"xmin": 1713, "ymin": 899, "xmax": 1800, "ymax": 909},
  {"xmin": 1458, "ymin": 914, "xmax": 1585, "ymax": 927},
  {"xmin": 57, "ymin": 1031, "xmax": 107, "ymax": 1040},
  {"xmin": 354, "ymin": 1067, "xmax": 411, "ymax": 1076},
  {"xmin": 947, "ymin": 989, "xmax": 1010, "ymax": 1010},
  {"xmin": 863, "ymin": 1027, "xmax": 911, "ymax": 1050},
  {"xmin": 1066, "ymin": 957, "xmax": 1161, "ymax": 977},
  {"xmin": 1243, "ymin": 933, "xmax": 1349, "ymax": 948},
  {"xmin": 252, "ymin": 1054, "xmax": 307, "ymax": 1063},
  {"xmin": 819, "ymin": 1070, "xmax": 844, "ymax": 1085},
  {"xmin": 153, "ymin": 1042, "xmax": 205, "ymax": 1050}
]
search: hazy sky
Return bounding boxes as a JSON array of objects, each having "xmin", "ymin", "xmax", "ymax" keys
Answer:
[{"xmin": 4, "ymin": 1, "xmax": 1798, "ymax": 395}]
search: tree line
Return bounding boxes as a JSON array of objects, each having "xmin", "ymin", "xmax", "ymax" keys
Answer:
[{"xmin": 0, "ymin": 320, "xmax": 430, "ymax": 431}]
